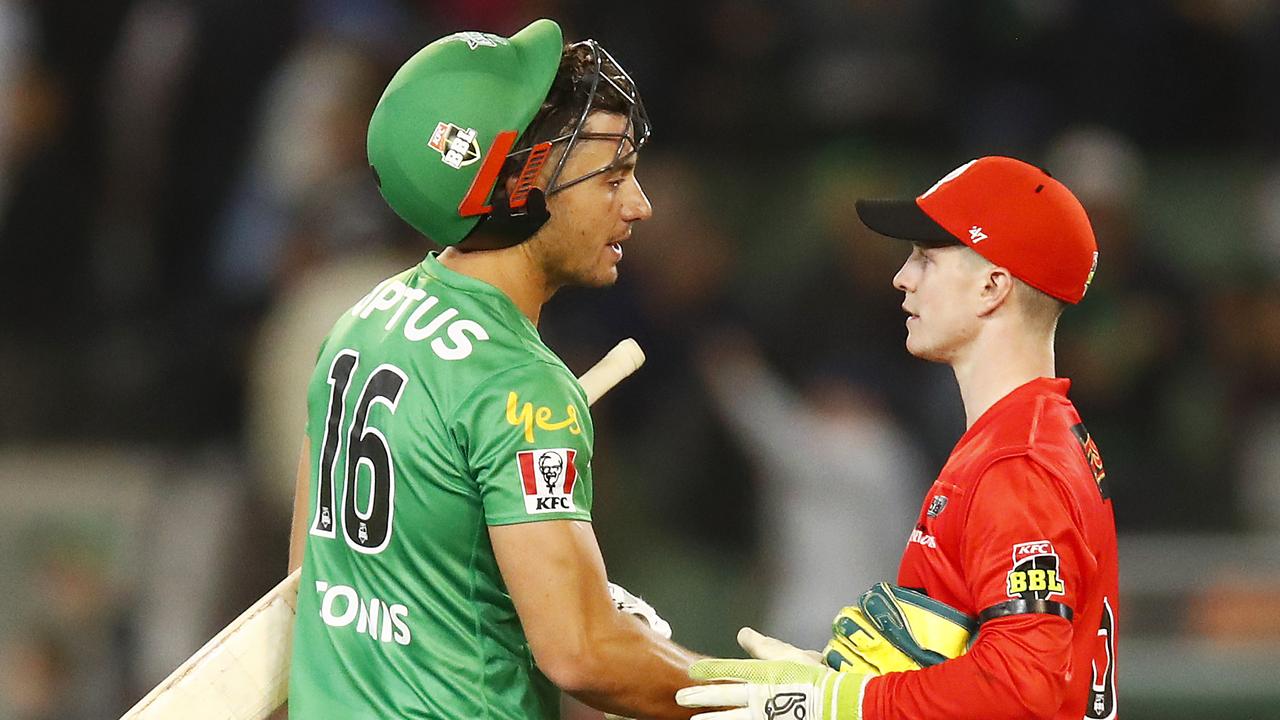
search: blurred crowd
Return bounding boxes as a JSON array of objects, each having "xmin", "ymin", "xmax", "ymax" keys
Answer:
[{"xmin": 3, "ymin": 0, "xmax": 1280, "ymax": 718}]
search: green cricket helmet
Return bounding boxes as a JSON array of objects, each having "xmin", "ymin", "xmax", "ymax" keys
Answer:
[
  {"xmin": 368, "ymin": 19, "xmax": 651, "ymax": 247},
  {"xmin": 367, "ymin": 20, "xmax": 562, "ymax": 246}
]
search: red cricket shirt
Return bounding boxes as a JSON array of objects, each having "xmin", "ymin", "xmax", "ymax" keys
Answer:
[{"xmin": 862, "ymin": 377, "xmax": 1118, "ymax": 720}]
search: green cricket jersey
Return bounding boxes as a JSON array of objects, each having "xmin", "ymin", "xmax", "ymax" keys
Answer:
[{"xmin": 288, "ymin": 253, "xmax": 594, "ymax": 719}]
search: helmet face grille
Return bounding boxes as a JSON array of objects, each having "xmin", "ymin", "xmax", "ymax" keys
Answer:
[{"xmin": 510, "ymin": 39, "xmax": 652, "ymax": 195}]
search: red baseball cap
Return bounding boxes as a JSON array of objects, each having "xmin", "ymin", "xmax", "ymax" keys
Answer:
[{"xmin": 855, "ymin": 156, "xmax": 1099, "ymax": 304}]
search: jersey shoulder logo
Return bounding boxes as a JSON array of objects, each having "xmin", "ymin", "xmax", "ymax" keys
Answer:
[
  {"xmin": 517, "ymin": 448, "xmax": 578, "ymax": 514},
  {"xmin": 927, "ymin": 494, "xmax": 949, "ymax": 518},
  {"xmin": 507, "ymin": 391, "xmax": 582, "ymax": 443},
  {"xmin": 1070, "ymin": 422, "xmax": 1110, "ymax": 499},
  {"xmin": 1006, "ymin": 540, "xmax": 1066, "ymax": 601}
]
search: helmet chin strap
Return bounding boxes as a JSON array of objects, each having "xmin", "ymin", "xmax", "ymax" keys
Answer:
[{"xmin": 456, "ymin": 188, "xmax": 551, "ymax": 251}]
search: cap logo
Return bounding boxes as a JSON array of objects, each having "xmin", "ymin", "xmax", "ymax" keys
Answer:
[
  {"xmin": 428, "ymin": 122, "xmax": 481, "ymax": 169},
  {"xmin": 446, "ymin": 31, "xmax": 504, "ymax": 50},
  {"xmin": 968, "ymin": 226, "xmax": 988, "ymax": 243},
  {"xmin": 920, "ymin": 159, "xmax": 978, "ymax": 199},
  {"xmin": 1082, "ymin": 251, "xmax": 1099, "ymax": 297}
]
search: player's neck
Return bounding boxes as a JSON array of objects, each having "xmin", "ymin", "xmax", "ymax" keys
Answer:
[
  {"xmin": 950, "ymin": 326, "xmax": 1056, "ymax": 429},
  {"xmin": 439, "ymin": 245, "xmax": 555, "ymax": 325}
]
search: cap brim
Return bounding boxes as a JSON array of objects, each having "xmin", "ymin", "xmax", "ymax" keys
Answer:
[{"xmin": 855, "ymin": 199, "xmax": 960, "ymax": 247}]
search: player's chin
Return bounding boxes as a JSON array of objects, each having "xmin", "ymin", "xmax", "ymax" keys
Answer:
[
  {"xmin": 573, "ymin": 265, "xmax": 619, "ymax": 288},
  {"xmin": 904, "ymin": 334, "xmax": 935, "ymax": 361}
]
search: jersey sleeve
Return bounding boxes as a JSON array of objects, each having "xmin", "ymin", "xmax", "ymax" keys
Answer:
[
  {"xmin": 450, "ymin": 360, "xmax": 594, "ymax": 526},
  {"xmin": 961, "ymin": 456, "xmax": 1091, "ymax": 619},
  {"xmin": 863, "ymin": 457, "xmax": 1083, "ymax": 720}
]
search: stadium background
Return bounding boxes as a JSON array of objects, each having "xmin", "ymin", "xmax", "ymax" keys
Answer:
[{"xmin": 2, "ymin": 0, "xmax": 1280, "ymax": 717}]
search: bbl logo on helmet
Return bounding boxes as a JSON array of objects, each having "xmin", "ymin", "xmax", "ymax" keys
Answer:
[
  {"xmin": 517, "ymin": 448, "xmax": 579, "ymax": 514},
  {"xmin": 428, "ymin": 122, "xmax": 482, "ymax": 169}
]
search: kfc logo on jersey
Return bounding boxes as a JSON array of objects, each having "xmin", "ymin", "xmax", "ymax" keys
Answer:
[
  {"xmin": 517, "ymin": 449, "xmax": 578, "ymax": 514},
  {"xmin": 428, "ymin": 122, "xmax": 481, "ymax": 169},
  {"xmin": 1007, "ymin": 540, "xmax": 1066, "ymax": 601}
]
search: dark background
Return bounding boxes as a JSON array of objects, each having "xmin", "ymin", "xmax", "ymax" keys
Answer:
[{"xmin": 2, "ymin": 1, "xmax": 1279, "ymax": 718}]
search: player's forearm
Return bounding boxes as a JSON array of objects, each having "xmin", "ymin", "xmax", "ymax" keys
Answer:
[{"xmin": 557, "ymin": 613, "xmax": 701, "ymax": 719}]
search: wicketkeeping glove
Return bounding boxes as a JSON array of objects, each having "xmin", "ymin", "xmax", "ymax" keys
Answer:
[
  {"xmin": 677, "ymin": 659, "xmax": 869, "ymax": 720},
  {"xmin": 823, "ymin": 583, "xmax": 975, "ymax": 674}
]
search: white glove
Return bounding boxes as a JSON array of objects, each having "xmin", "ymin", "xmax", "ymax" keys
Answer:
[
  {"xmin": 602, "ymin": 582, "xmax": 672, "ymax": 720},
  {"xmin": 677, "ymin": 658, "xmax": 870, "ymax": 720},
  {"xmin": 607, "ymin": 581, "xmax": 672, "ymax": 639},
  {"xmin": 736, "ymin": 627, "xmax": 824, "ymax": 666}
]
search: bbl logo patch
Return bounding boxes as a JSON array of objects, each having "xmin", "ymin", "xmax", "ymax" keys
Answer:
[
  {"xmin": 1006, "ymin": 540, "xmax": 1066, "ymax": 601},
  {"xmin": 927, "ymin": 494, "xmax": 949, "ymax": 518},
  {"xmin": 428, "ymin": 122, "xmax": 481, "ymax": 169},
  {"xmin": 517, "ymin": 449, "xmax": 578, "ymax": 514}
]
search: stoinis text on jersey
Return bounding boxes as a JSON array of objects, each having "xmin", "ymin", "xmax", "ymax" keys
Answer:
[
  {"xmin": 313, "ymin": 579, "xmax": 413, "ymax": 647},
  {"xmin": 349, "ymin": 278, "xmax": 490, "ymax": 360}
]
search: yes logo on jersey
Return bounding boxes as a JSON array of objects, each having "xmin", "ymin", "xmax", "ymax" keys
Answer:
[
  {"xmin": 1006, "ymin": 540, "xmax": 1066, "ymax": 601},
  {"xmin": 517, "ymin": 449, "xmax": 578, "ymax": 514}
]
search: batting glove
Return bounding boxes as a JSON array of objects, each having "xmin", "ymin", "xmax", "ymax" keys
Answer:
[
  {"xmin": 607, "ymin": 581, "xmax": 672, "ymax": 639},
  {"xmin": 736, "ymin": 627, "xmax": 824, "ymax": 667},
  {"xmin": 604, "ymin": 582, "xmax": 672, "ymax": 720},
  {"xmin": 677, "ymin": 659, "xmax": 869, "ymax": 720}
]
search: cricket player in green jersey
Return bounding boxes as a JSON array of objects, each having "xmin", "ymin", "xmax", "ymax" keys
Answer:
[{"xmin": 286, "ymin": 19, "xmax": 702, "ymax": 720}]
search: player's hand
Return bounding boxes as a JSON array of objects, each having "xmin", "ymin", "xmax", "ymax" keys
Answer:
[
  {"xmin": 607, "ymin": 581, "xmax": 672, "ymax": 639},
  {"xmin": 823, "ymin": 583, "xmax": 975, "ymax": 674},
  {"xmin": 736, "ymin": 627, "xmax": 824, "ymax": 666},
  {"xmin": 676, "ymin": 659, "xmax": 868, "ymax": 720}
]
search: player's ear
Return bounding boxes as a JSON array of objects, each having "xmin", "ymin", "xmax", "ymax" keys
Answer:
[{"xmin": 978, "ymin": 266, "xmax": 1015, "ymax": 317}]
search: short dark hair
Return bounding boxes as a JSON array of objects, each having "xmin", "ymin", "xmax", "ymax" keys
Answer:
[
  {"xmin": 498, "ymin": 41, "xmax": 647, "ymax": 194},
  {"xmin": 523, "ymin": 43, "xmax": 634, "ymax": 142}
]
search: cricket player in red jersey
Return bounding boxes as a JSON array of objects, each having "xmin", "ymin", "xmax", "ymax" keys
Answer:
[{"xmin": 677, "ymin": 156, "xmax": 1118, "ymax": 720}]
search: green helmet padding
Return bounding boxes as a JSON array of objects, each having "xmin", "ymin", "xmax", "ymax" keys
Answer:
[{"xmin": 367, "ymin": 19, "xmax": 563, "ymax": 246}]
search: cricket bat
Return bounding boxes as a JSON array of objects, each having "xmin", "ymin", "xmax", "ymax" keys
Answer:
[{"xmin": 121, "ymin": 339, "xmax": 646, "ymax": 720}]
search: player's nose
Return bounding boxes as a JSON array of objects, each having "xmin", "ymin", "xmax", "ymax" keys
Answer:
[
  {"xmin": 621, "ymin": 176, "xmax": 653, "ymax": 223},
  {"xmin": 893, "ymin": 259, "xmax": 914, "ymax": 292}
]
